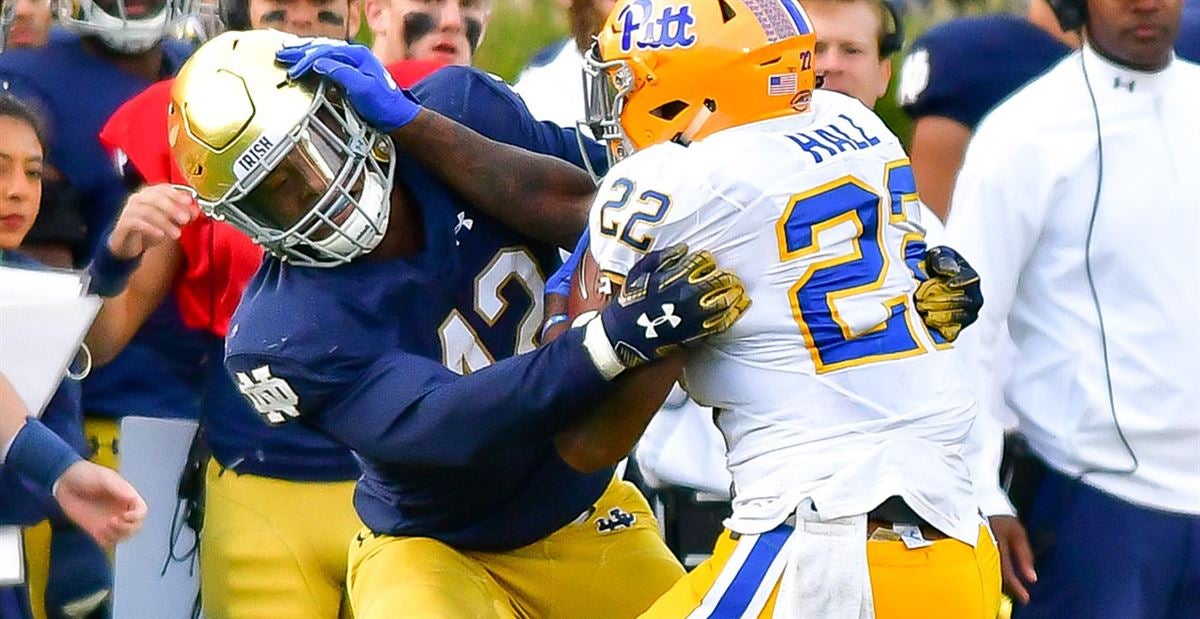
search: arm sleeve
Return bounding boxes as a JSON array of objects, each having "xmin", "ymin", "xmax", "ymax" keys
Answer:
[
  {"xmin": 412, "ymin": 66, "xmax": 609, "ymax": 175},
  {"xmin": 898, "ymin": 28, "xmax": 983, "ymax": 127},
  {"xmin": 227, "ymin": 327, "xmax": 613, "ymax": 468},
  {"xmin": 944, "ymin": 118, "xmax": 1048, "ymax": 517}
]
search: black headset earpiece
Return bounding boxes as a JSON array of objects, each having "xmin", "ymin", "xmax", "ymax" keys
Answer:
[
  {"xmin": 879, "ymin": 0, "xmax": 905, "ymax": 58},
  {"xmin": 220, "ymin": 0, "xmax": 251, "ymax": 32},
  {"xmin": 1049, "ymin": 0, "xmax": 1088, "ymax": 32}
]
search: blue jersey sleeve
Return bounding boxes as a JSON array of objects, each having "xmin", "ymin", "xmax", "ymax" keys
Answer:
[
  {"xmin": 413, "ymin": 66, "xmax": 609, "ymax": 176},
  {"xmin": 226, "ymin": 327, "xmax": 611, "ymax": 468},
  {"xmin": 899, "ymin": 16, "xmax": 1070, "ymax": 129}
]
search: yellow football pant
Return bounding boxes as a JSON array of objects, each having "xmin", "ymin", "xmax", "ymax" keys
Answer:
[
  {"xmin": 348, "ymin": 477, "xmax": 686, "ymax": 619},
  {"xmin": 200, "ymin": 460, "xmax": 363, "ymax": 619},
  {"xmin": 642, "ymin": 524, "xmax": 1001, "ymax": 618},
  {"xmin": 22, "ymin": 521, "xmax": 51, "ymax": 619},
  {"xmin": 83, "ymin": 417, "xmax": 120, "ymax": 472}
]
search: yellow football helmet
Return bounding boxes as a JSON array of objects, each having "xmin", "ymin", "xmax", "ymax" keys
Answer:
[
  {"xmin": 169, "ymin": 29, "xmax": 396, "ymax": 267},
  {"xmin": 584, "ymin": 0, "xmax": 818, "ymax": 163}
]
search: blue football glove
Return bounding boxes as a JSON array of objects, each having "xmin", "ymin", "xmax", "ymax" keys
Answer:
[
  {"xmin": 276, "ymin": 41, "xmax": 421, "ymax": 132},
  {"xmin": 914, "ymin": 245, "xmax": 984, "ymax": 342},
  {"xmin": 546, "ymin": 232, "xmax": 590, "ymax": 298},
  {"xmin": 582, "ymin": 243, "xmax": 751, "ymax": 379}
]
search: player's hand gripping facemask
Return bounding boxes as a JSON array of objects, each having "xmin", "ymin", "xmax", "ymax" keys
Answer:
[
  {"xmin": 582, "ymin": 243, "xmax": 752, "ymax": 379},
  {"xmin": 276, "ymin": 41, "xmax": 423, "ymax": 133},
  {"xmin": 168, "ymin": 30, "xmax": 397, "ymax": 267}
]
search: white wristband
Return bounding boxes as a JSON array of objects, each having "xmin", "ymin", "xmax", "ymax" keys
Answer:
[{"xmin": 582, "ymin": 315, "xmax": 625, "ymax": 381}]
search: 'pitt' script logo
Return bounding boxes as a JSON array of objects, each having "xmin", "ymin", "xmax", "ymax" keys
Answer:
[
  {"xmin": 619, "ymin": 0, "xmax": 696, "ymax": 53},
  {"xmin": 596, "ymin": 508, "xmax": 637, "ymax": 533}
]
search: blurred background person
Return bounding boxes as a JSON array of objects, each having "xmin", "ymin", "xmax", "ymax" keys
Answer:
[
  {"xmin": 897, "ymin": 0, "xmax": 1077, "ymax": 221},
  {"xmin": 0, "ymin": 0, "xmax": 52, "ymax": 50},
  {"xmin": 807, "ymin": 0, "xmax": 904, "ymax": 111},
  {"xmin": 366, "ymin": 0, "xmax": 488, "ymax": 65},
  {"xmin": 946, "ymin": 0, "xmax": 1200, "ymax": 615},
  {"xmin": 513, "ymin": 0, "xmax": 612, "ymax": 130}
]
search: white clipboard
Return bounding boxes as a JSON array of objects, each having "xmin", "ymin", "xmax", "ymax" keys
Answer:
[{"xmin": 0, "ymin": 265, "xmax": 98, "ymax": 418}]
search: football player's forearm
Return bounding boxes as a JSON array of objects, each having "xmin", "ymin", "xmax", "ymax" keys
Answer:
[
  {"xmin": 392, "ymin": 110, "xmax": 595, "ymax": 248},
  {"xmin": 318, "ymin": 327, "xmax": 618, "ymax": 468},
  {"xmin": 555, "ymin": 354, "xmax": 686, "ymax": 473}
]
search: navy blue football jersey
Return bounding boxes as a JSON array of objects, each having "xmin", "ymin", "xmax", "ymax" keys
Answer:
[
  {"xmin": 226, "ymin": 67, "xmax": 617, "ymax": 550},
  {"xmin": 898, "ymin": 15, "xmax": 1071, "ymax": 129},
  {"xmin": 0, "ymin": 30, "xmax": 207, "ymax": 422}
]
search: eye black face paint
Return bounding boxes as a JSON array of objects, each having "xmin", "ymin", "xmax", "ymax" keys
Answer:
[
  {"xmin": 402, "ymin": 9, "xmax": 484, "ymax": 54},
  {"xmin": 261, "ymin": 9, "xmax": 286, "ymax": 23},
  {"xmin": 401, "ymin": 10, "xmax": 436, "ymax": 49},
  {"xmin": 464, "ymin": 16, "xmax": 482, "ymax": 52},
  {"xmin": 317, "ymin": 10, "xmax": 344, "ymax": 26}
]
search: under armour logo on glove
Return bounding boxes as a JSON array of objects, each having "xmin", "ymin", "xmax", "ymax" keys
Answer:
[
  {"xmin": 235, "ymin": 366, "xmax": 301, "ymax": 425},
  {"xmin": 636, "ymin": 303, "xmax": 681, "ymax": 338},
  {"xmin": 583, "ymin": 243, "xmax": 752, "ymax": 380}
]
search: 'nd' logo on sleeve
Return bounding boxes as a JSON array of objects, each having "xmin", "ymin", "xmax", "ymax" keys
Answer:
[{"xmin": 236, "ymin": 365, "xmax": 301, "ymax": 425}]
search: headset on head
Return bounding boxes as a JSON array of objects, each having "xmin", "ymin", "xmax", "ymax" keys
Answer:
[
  {"xmin": 879, "ymin": 0, "xmax": 905, "ymax": 58},
  {"xmin": 1049, "ymin": 0, "xmax": 1088, "ymax": 32}
]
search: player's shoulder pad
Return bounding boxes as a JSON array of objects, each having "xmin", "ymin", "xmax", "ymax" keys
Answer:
[
  {"xmin": 412, "ymin": 64, "xmax": 518, "ymax": 118},
  {"xmin": 588, "ymin": 140, "xmax": 741, "ymax": 275}
]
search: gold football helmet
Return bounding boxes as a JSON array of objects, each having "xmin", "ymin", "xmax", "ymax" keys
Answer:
[
  {"xmin": 169, "ymin": 29, "xmax": 395, "ymax": 267},
  {"xmin": 583, "ymin": 0, "xmax": 818, "ymax": 163}
]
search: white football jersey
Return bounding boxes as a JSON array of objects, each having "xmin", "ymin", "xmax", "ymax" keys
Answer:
[{"xmin": 589, "ymin": 91, "xmax": 981, "ymax": 545}]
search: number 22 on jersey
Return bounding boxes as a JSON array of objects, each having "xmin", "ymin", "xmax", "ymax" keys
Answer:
[{"xmin": 776, "ymin": 160, "xmax": 938, "ymax": 373}]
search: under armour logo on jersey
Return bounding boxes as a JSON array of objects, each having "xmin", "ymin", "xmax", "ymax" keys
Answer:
[
  {"xmin": 235, "ymin": 365, "xmax": 301, "ymax": 425},
  {"xmin": 1113, "ymin": 77, "xmax": 1136, "ymax": 92},
  {"xmin": 595, "ymin": 507, "xmax": 636, "ymax": 533},
  {"xmin": 454, "ymin": 211, "xmax": 474, "ymax": 246},
  {"xmin": 637, "ymin": 303, "xmax": 680, "ymax": 338}
]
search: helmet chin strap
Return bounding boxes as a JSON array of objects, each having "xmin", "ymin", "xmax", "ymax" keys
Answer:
[
  {"xmin": 307, "ymin": 167, "xmax": 391, "ymax": 261},
  {"xmin": 676, "ymin": 102, "xmax": 715, "ymax": 146}
]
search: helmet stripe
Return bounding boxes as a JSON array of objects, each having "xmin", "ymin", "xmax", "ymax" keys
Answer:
[{"xmin": 778, "ymin": 0, "xmax": 813, "ymax": 35}]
